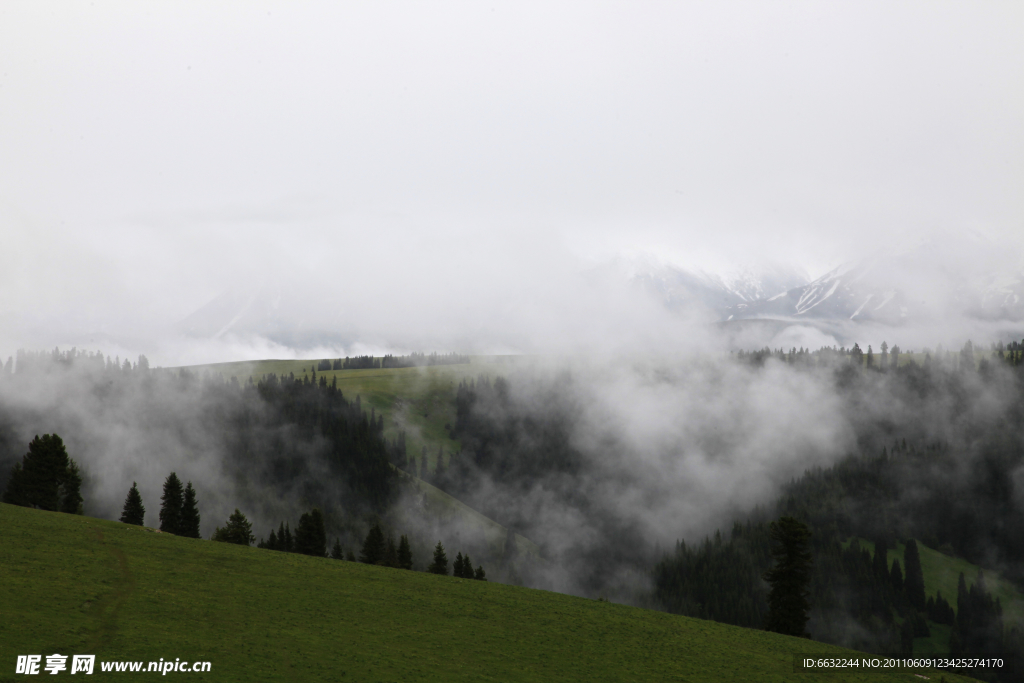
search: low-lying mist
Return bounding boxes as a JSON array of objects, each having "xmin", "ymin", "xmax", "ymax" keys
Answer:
[{"xmin": 2, "ymin": 340, "xmax": 1022, "ymax": 610}]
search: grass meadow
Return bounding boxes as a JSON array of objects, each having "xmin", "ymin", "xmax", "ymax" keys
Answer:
[{"xmin": 1, "ymin": 503, "xmax": 981, "ymax": 682}]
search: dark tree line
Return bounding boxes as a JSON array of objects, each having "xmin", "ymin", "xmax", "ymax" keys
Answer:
[
  {"xmin": 381, "ymin": 352, "xmax": 470, "ymax": 368},
  {"xmin": 3, "ymin": 434, "xmax": 82, "ymax": 515},
  {"xmin": 309, "ymin": 353, "xmax": 470, "ymax": 372},
  {"xmin": 653, "ymin": 437, "xmax": 1023, "ymax": 677},
  {"xmin": 0, "ymin": 349, "xmax": 403, "ymax": 550}
]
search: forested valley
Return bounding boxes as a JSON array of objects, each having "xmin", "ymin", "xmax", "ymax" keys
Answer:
[{"xmin": 3, "ymin": 342, "xmax": 1024, "ymax": 679}]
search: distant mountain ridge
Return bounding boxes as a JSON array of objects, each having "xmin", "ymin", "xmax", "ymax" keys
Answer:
[{"xmin": 174, "ymin": 240, "xmax": 1024, "ymax": 352}]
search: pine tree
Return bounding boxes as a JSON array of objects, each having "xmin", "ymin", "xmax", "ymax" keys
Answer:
[
  {"xmin": 474, "ymin": 565, "xmax": 486, "ymax": 581},
  {"xmin": 872, "ymin": 539, "xmax": 888, "ymax": 580},
  {"xmin": 58, "ymin": 458, "xmax": 83, "ymax": 514},
  {"xmin": 211, "ymin": 509, "xmax": 254, "ymax": 545},
  {"xmin": 266, "ymin": 529, "xmax": 279, "ymax": 550},
  {"xmin": 275, "ymin": 522, "xmax": 293, "ymax": 552},
  {"xmin": 383, "ymin": 534, "xmax": 399, "ymax": 568},
  {"xmin": 428, "ymin": 541, "xmax": 448, "ymax": 575},
  {"xmin": 903, "ymin": 540, "xmax": 926, "ymax": 611},
  {"xmin": 159, "ymin": 473, "xmax": 184, "ymax": 535},
  {"xmin": 397, "ymin": 534, "xmax": 413, "ymax": 569},
  {"xmin": 453, "ymin": 552, "xmax": 465, "ymax": 578},
  {"xmin": 3, "ymin": 434, "xmax": 73, "ymax": 511},
  {"xmin": 331, "ymin": 538, "xmax": 344, "ymax": 560},
  {"xmin": 462, "ymin": 555, "xmax": 473, "ymax": 578},
  {"xmin": 179, "ymin": 482, "xmax": 201, "ymax": 538},
  {"xmin": 360, "ymin": 524, "xmax": 386, "ymax": 564},
  {"xmin": 762, "ymin": 516, "xmax": 812, "ymax": 637},
  {"xmin": 119, "ymin": 482, "xmax": 145, "ymax": 526},
  {"xmin": 295, "ymin": 509, "xmax": 328, "ymax": 557},
  {"xmin": 890, "ymin": 559, "xmax": 904, "ymax": 593}
]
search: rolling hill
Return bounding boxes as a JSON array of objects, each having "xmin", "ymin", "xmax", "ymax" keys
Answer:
[{"xmin": 0, "ymin": 503, "xmax": 982, "ymax": 682}]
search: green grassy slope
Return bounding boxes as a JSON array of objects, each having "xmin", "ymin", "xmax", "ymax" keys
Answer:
[
  {"xmin": 849, "ymin": 538, "xmax": 1024, "ymax": 625},
  {"xmin": 1, "ymin": 504, "xmax": 978, "ymax": 683},
  {"xmin": 847, "ymin": 538, "xmax": 1024, "ymax": 656},
  {"xmin": 175, "ymin": 358, "xmax": 536, "ymax": 555},
  {"xmin": 176, "ymin": 358, "xmax": 517, "ymax": 471}
]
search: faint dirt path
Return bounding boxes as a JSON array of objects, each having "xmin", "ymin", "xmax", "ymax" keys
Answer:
[{"xmin": 82, "ymin": 528, "xmax": 135, "ymax": 653}]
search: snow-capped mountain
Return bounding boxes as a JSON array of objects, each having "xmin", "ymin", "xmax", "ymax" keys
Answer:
[
  {"xmin": 723, "ymin": 260, "xmax": 909, "ymax": 324},
  {"xmin": 618, "ymin": 257, "xmax": 810, "ymax": 316},
  {"xmin": 722, "ymin": 239, "xmax": 1024, "ymax": 326}
]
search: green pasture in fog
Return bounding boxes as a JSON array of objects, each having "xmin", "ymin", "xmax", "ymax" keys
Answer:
[{"xmin": 0, "ymin": 503, "xmax": 982, "ymax": 682}]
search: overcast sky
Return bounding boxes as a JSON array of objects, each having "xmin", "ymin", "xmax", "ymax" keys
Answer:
[{"xmin": 2, "ymin": 2, "xmax": 1022, "ymax": 361}]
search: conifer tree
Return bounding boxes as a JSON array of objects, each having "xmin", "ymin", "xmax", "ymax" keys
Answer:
[
  {"xmin": 762, "ymin": 516, "xmax": 812, "ymax": 637},
  {"xmin": 383, "ymin": 534, "xmax": 399, "ymax": 568},
  {"xmin": 360, "ymin": 524, "xmax": 386, "ymax": 564},
  {"xmin": 119, "ymin": 482, "xmax": 145, "ymax": 526},
  {"xmin": 474, "ymin": 565, "xmax": 486, "ymax": 581},
  {"xmin": 346, "ymin": 548, "xmax": 356, "ymax": 562},
  {"xmin": 462, "ymin": 554, "xmax": 473, "ymax": 578},
  {"xmin": 397, "ymin": 534, "xmax": 413, "ymax": 569},
  {"xmin": 295, "ymin": 509, "xmax": 328, "ymax": 557},
  {"xmin": 283, "ymin": 522, "xmax": 293, "ymax": 552},
  {"xmin": 890, "ymin": 559, "xmax": 904, "ymax": 593},
  {"xmin": 59, "ymin": 458, "xmax": 83, "ymax": 514},
  {"xmin": 872, "ymin": 539, "xmax": 888, "ymax": 580},
  {"xmin": 274, "ymin": 522, "xmax": 289, "ymax": 552},
  {"xmin": 211, "ymin": 509, "xmax": 254, "ymax": 545},
  {"xmin": 3, "ymin": 434, "xmax": 74, "ymax": 511},
  {"xmin": 331, "ymin": 538, "xmax": 344, "ymax": 560},
  {"xmin": 903, "ymin": 540, "xmax": 926, "ymax": 611},
  {"xmin": 159, "ymin": 472, "xmax": 184, "ymax": 535},
  {"xmin": 428, "ymin": 541, "xmax": 448, "ymax": 575},
  {"xmin": 179, "ymin": 482, "xmax": 201, "ymax": 538},
  {"xmin": 454, "ymin": 552, "xmax": 465, "ymax": 578}
]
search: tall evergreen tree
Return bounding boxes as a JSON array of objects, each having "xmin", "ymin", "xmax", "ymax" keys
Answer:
[
  {"xmin": 360, "ymin": 524, "xmax": 386, "ymax": 564},
  {"xmin": 211, "ymin": 509, "xmax": 254, "ymax": 546},
  {"xmin": 3, "ymin": 434, "xmax": 73, "ymax": 511},
  {"xmin": 903, "ymin": 540, "xmax": 926, "ymax": 611},
  {"xmin": 428, "ymin": 541, "xmax": 449, "ymax": 575},
  {"xmin": 58, "ymin": 458, "xmax": 83, "ymax": 514},
  {"xmin": 762, "ymin": 516, "xmax": 813, "ymax": 637},
  {"xmin": 474, "ymin": 565, "xmax": 486, "ymax": 581},
  {"xmin": 397, "ymin": 534, "xmax": 413, "ymax": 570},
  {"xmin": 331, "ymin": 538, "xmax": 344, "ymax": 560},
  {"xmin": 179, "ymin": 482, "xmax": 201, "ymax": 538},
  {"xmin": 295, "ymin": 509, "xmax": 328, "ymax": 557},
  {"xmin": 383, "ymin": 534, "xmax": 399, "ymax": 568},
  {"xmin": 159, "ymin": 472, "xmax": 184, "ymax": 535},
  {"xmin": 872, "ymin": 539, "xmax": 888, "ymax": 580},
  {"xmin": 453, "ymin": 552, "xmax": 465, "ymax": 578},
  {"xmin": 890, "ymin": 559, "xmax": 904, "ymax": 593},
  {"xmin": 119, "ymin": 482, "xmax": 145, "ymax": 526}
]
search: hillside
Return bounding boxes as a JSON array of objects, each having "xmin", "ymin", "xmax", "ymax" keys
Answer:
[
  {"xmin": 173, "ymin": 358, "xmax": 546, "ymax": 559},
  {"xmin": 176, "ymin": 358, "xmax": 514, "ymax": 471},
  {"xmin": 848, "ymin": 538, "xmax": 1024, "ymax": 657},
  {"xmin": 0, "ymin": 503, "xmax": 981, "ymax": 682}
]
